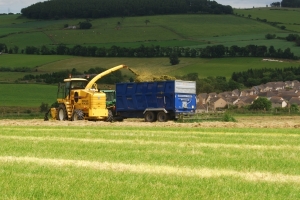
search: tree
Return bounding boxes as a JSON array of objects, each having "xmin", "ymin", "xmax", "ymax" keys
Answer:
[
  {"xmin": 39, "ymin": 102, "xmax": 49, "ymax": 113},
  {"xmin": 169, "ymin": 52, "xmax": 180, "ymax": 65},
  {"xmin": 79, "ymin": 21, "xmax": 92, "ymax": 29},
  {"xmin": 286, "ymin": 34, "xmax": 299, "ymax": 41},
  {"xmin": 265, "ymin": 33, "xmax": 276, "ymax": 39},
  {"xmin": 145, "ymin": 19, "xmax": 150, "ymax": 25},
  {"xmin": 270, "ymin": 2, "xmax": 281, "ymax": 7},
  {"xmin": 249, "ymin": 97, "xmax": 272, "ymax": 111},
  {"xmin": 282, "ymin": 0, "xmax": 300, "ymax": 7},
  {"xmin": 290, "ymin": 104, "xmax": 299, "ymax": 112},
  {"xmin": 0, "ymin": 43, "xmax": 7, "ymax": 53},
  {"xmin": 268, "ymin": 45, "xmax": 276, "ymax": 56},
  {"xmin": 40, "ymin": 45, "xmax": 51, "ymax": 55},
  {"xmin": 13, "ymin": 46, "xmax": 19, "ymax": 54}
]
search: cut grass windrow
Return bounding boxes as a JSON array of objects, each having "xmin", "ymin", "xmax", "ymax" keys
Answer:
[
  {"xmin": 1, "ymin": 135, "xmax": 300, "ymax": 151},
  {"xmin": 1, "ymin": 156, "xmax": 300, "ymax": 184}
]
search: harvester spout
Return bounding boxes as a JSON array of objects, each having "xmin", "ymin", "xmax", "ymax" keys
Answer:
[
  {"xmin": 85, "ymin": 64, "xmax": 128, "ymax": 90},
  {"xmin": 128, "ymin": 68, "xmax": 139, "ymax": 76}
]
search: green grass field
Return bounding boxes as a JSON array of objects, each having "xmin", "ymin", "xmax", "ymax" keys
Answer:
[
  {"xmin": 0, "ymin": 124, "xmax": 299, "ymax": 199},
  {"xmin": 1, "ymin": 54, "xmax": 299, "ymax": 81},
  {"xmin": 0, "ymin": 12, "xmax": 298, "ymax": 54},
  {"xmin": 234, "ymin": 8, "xmax": 300, "ymax": 32},
  {"xmin": 0, "ymin": 84, "xmax": 57, "ymax": 107}
]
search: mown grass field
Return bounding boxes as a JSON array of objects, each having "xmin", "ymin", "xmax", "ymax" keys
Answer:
[{"xmin": 0, "ymin": 124, "xmax": 299, "ymax": 199}]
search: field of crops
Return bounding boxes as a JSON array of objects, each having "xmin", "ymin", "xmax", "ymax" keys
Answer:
[{"xmin": 0, "ymin": 117, "xmax": 299, "ymax": 199}]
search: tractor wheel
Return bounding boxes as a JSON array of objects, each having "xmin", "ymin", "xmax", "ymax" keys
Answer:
[
  {"xmin": 71, "ymin": 109, "xmax": 84, "ymax": 121},
  {"xmin": 157, "ymin": 111, "xmax": 169, "ymax": 122},
  {"xmin": 144, "ymin": 111, "xmax": 157, "ymax": 122},
  {"xmin": 57, "ymin": 104, "xmax": 67, "ymax": 121},
  {"xmin": 106, "ymin": 110, "xmax": 114, "ymax": 122}
]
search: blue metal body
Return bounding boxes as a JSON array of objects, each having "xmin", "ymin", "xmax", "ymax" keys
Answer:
[{"xmin": 115, "ymin": 80, "xmax": 196, "ymax": 119}]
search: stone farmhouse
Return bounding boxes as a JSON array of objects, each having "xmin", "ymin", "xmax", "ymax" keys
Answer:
[{"xmin": 196, "ymin": 80, "xmax": 300, "ymax": 112}]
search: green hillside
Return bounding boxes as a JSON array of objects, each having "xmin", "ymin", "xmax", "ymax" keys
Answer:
[
  {"xmin": 234, "ymin": 7, "xmax": 300, "ymax": 32},
  {"xmin": 0, "ymin": 12, "xmax": 298, "ymax": 51}
]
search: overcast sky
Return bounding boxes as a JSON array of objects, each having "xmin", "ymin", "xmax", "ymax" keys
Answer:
[{"xmin": 0, "ymin": 0, "xmax": 275, "ymax": 14}]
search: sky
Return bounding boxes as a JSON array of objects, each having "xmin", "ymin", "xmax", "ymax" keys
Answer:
[{"xmin": 0, "ymin": 0, "xmax": 276, "ymax": 14}]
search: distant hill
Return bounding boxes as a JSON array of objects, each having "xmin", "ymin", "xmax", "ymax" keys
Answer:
[{"xmin": 21, "ymin": 0, "xmax": 233, "ymax": 19}]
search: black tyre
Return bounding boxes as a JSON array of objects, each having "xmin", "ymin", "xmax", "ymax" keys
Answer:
[
  {"xmin": 56, "ymin": 104, "xmax": 67, "ymax": 121},
  {"xmin": 106, "ymin": 110, "xmax": 114, "ymax": 122},
  {"xmin": 71, "ymin": 109, "xmax": 84, "ymax": 121},
  {"xmin": 157, "ymin": 111, "xmax": 169, "ymax": 122},
  {"xmin": 113, "ymin": 115, "xmax": 124, "ymax": 122},
  {"xmin": 144, "ymin": 111, "xmax": 157, "ymax": 122}
]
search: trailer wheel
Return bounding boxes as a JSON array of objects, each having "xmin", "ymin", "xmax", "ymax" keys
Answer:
[
  {"xmin": 144, "ymin": 111, "xmax": 156, "ymax": 122},
  {"xmin": 71, "ymin": 109, "xmax": 84, "ymax": 121},
  {"xmin": 57, "ymin": 104, "xmax": 67, "ymax": 121},
  {"xmin": 157, "ymin": 111, "xmax": 169, "ymax": 122}
]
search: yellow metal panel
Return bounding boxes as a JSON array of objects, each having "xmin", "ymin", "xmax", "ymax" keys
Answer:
[{"xmin": 89, "ymin": 108, "xmax": 108, "ymax": 117}]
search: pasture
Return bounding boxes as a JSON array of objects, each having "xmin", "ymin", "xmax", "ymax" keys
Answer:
[
  {"xmin": 234, "ymin": 8, "xmax": 300, "ymax": 32},
  {"xmin": 0, "ymin": 119, "xmax": 299, "ymax": 199},
  {"xmin": 0, "ymin": 84, "xmax": 57, "ymax": 107},
  {"xmin": 0, "ymin": 13, "xmax": 298, "ymax": 55}
]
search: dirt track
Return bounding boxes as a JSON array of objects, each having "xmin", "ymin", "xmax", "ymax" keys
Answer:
[{"xmin": 1, "ymin": 116, "xmax": 300, "ymax": 128}]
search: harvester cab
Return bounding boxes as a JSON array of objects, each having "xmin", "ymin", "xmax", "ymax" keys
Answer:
[
  {"xmin": 45, "ymin": 64, "xmax": 132, "ymax": 122},
  {"xmin": 58, "ymin": 78, "xmax": 88, "ymax": 99}
]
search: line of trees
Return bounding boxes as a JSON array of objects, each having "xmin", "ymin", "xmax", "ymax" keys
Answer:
[
  {"xmin": 271, "ymin": 0, "xmax": 300, "ymax": 7},
  {"xmin": 281, "ymin": 0, "xmax": 300, "ymax": 7},
  {"xmin": 1, "ymin": 41, "xmax": 298, "ymax": 61},
  {"xmin": 21, "ymin": 0, "xmax": 233, "ymax": 20},
  {"xmin": 1, "ymin": 43, "xmax": 295, "ymax": 60},
  {"xmin": 231, "ymin": 66, "xmax": 300, "ymax": 87},
  {"xmin": 2, "ymin": 32, "xmax": 299, "ymax": 59}
]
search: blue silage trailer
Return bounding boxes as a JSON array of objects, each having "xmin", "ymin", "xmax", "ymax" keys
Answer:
[{"xmin": 115, "ymin": 80, "xmax": 196, "ymax": 122}]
